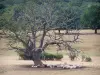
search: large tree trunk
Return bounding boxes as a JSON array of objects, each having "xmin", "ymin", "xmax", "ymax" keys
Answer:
[
  {"xmin": 33, "ymin": 60, "xmax": 43, "ymax": 66},
  {"xmin": 65, "ymin": 29, "xmax": 68, "ymax": 34},
  {"xmin": 58, "ymin": 29, "xmax": 60, "ymax": 34},
  {"xmin": 32, "ymin": 49, "xmax": 43, "ymax": 67},
  {"xmin": 95, "ymin": 28, "xmax": 97, "ymax": 34}
]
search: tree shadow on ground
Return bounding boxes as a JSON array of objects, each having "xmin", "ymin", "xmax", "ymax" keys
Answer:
[{"xmin": 11, "ymin": 64, "xmax": 87, "ymax": 71}]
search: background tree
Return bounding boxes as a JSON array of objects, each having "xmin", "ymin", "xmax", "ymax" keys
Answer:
[
  {"xmin": 81, "ymin": 3, "xmax": 100, "ymax": 34},
  {"xmin": 0, "ymin": 0, "xmax": 6, "ymax": 30},
  {"xmin": 55, "ymin": 0, "xmax": 98, "ymax": 33},
  {"xmin": 0, "ymin": 0, "xmax": 28, "ymax": 31}
]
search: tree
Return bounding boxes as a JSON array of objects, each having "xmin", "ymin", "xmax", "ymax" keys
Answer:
[
  {"xmin": 55, "ymin": 4, "xmax": 80, "ymax": 34},
  {"xmin": 55, "ymin": 0, "xmax": 97, "ymax": 33},
  {"xmin": 51, "ymin": 0, "xmax": 82, "ymax": 34},
  {"xmin": 3, "ymin": 0, "xmax": 80, "ymax": 67},
  {"xmin": 0, "ymin": 0, "xmax": 27, "ymax": 30},
  {"xmin": 0, "ymin": 0, "xmax": 5, "ymax": 29},
  {"xmin": 81, "ymin": 4, "xmax": 100, "ymax": 34}
]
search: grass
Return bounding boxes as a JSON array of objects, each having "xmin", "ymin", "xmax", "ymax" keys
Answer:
[
  {"xmin": 1, "ymin": 29, "xmax": 100, "ymax": 56},
  {"xmin": 45, "ymin": 30, "xmax": 100, "ymax": 56}
]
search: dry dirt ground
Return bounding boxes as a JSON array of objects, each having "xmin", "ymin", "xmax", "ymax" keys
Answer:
[
  {"xmin": 0, "ymin": 56, "xmax": 100, "ymax": 75},
  {"xmin": 0, "ymin": 30, "xmax": 100, "ymax": 75}
]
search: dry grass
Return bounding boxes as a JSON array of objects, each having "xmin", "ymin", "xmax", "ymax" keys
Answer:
[
  {"xmin": 0, "ymin": 29, "xmax": 100, "ymax": 75},
  {"xmin": 45, "ymin": 30, "xmax": 100, "ymax": 56}
]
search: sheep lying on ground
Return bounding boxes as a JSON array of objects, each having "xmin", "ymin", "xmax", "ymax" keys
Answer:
[{"xmin": 32, "ymin": 63, "xmax": 83, "ymax": 69}]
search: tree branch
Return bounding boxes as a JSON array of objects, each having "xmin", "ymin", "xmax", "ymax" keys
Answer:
[
  {"xmin": 9, "ymin": 44, "xmax": 25, "ymax": 52},
  {"xmin": 14, "ymin": 32, "xmax": 27, "ymax": 47},
  {"xmin": 39, "ymin": 24, "xmax": 46, "ymax": 48}
]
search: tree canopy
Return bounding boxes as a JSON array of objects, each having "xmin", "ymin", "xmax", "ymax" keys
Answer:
[{"xmin": 81, "ymin": 3, "xmax": 100, "ymax": 33}]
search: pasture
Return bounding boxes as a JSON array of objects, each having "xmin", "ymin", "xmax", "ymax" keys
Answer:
[{"xmin": 0, "ymin": 30, "xmax": 100, "ymax": 75}]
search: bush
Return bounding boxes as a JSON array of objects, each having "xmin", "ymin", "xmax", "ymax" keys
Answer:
[
  {"xmin": 81, "ymin": 54, "xmax": 92, "ymax": 62},
  {"xmin": 41, "ymin": 52, "xmax": 63, "ymax": 60},
  {"xmin": 85, "ymin": 57, "xmax": 92, "ymax": 62},
  {"xmin": 17, "ymin": 51, "xmax": 25, "ymax": 59},
  {"xmin": 54, "ymin": 54, "xmax": 63, "ymax": 60},
  {"xmin": 17, "ymin": 51, "xmax": 32, "ymax": 60},
  {"xmin": 68, "ymin": 52, "xmax": 77, "ymax": 61},
  {"xmin": 41, "ymin": 53, "xmax": 54, "ymax": 60},
  {"xmin": 18, "ymin": 51, "xmax": 63, "ymax": 60}
]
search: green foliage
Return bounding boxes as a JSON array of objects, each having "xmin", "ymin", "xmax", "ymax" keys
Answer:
[
  {"xmin": 85, "ymin": 56, "xmax": 92, "ymax": 62},
  {"xmin": 81, "ymin": 3, "xmax": 100, "ymax": 29},
  {"xmin": 54, "ymin": 54, "xmax": 63, "ymax": 60},
  {"xmin": 18, "ymin": 51, "xmax": 63, "ymax": 60},
  {"xmin": 68, "ymin": 52, "xmax": 77, "ymax": 61},
  {"xmin": 81, "ymin": 53, "xmax": 92, "ymax": 62},
  {"xmin": 41, "ymin": 52, "xmax": 55, "ymax": 60},
  {"xmin": 41, "ymin": 52, "xmax": 63, "ymax": 60},
  {"xmin": 17, "ymin": 50, "xmax": 32, "ymax": 60},
  {"xmin": 0, "ymin": 0, "xmax": 5, "ymax": 14},
  {"xmin": 0, "ymin": 4, "xmax": 5, "ymax": 9}
]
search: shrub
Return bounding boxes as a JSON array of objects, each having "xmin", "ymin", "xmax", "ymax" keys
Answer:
[
  {"xmin": 68, "ymin": 52, "xmax": 77, "ymax": 61},
  {"xmin": 18, "ymin": 51, "xmax": 63, "ymax": 60},
  {"xmin": 41, "ymin": 52, "xmax": 63, "ymax": 60},
  {"xmin": 54, "ymin": 54, "xmax": 63, "ymax": 60},
  {"xmin": 17, "ymin": 51, "xmax": 25, "ymax": 60},
  {"xmin": 81, "ymin": 54, "xmax": 92, "ymax": 62},
  {"xmin": 85, "ymin": 57, "xmax": 92, "ymax": 62},
  {"xmin": 41, "ymin": 53, "xmax": 54, "ymax": 60},
  {"xmin": 17, "ymin": 51, "xmax": 32, "ymax": 60}
]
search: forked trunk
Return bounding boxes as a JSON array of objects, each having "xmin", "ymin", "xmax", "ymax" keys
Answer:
[{"xmin": 32, "ymin": 49, "xmax": 43, "ymax": 67}]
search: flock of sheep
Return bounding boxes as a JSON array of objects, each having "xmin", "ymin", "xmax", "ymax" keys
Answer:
[{"xmin": 32, "ymin": 63, "xmax": 83, "ymax": 69}]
